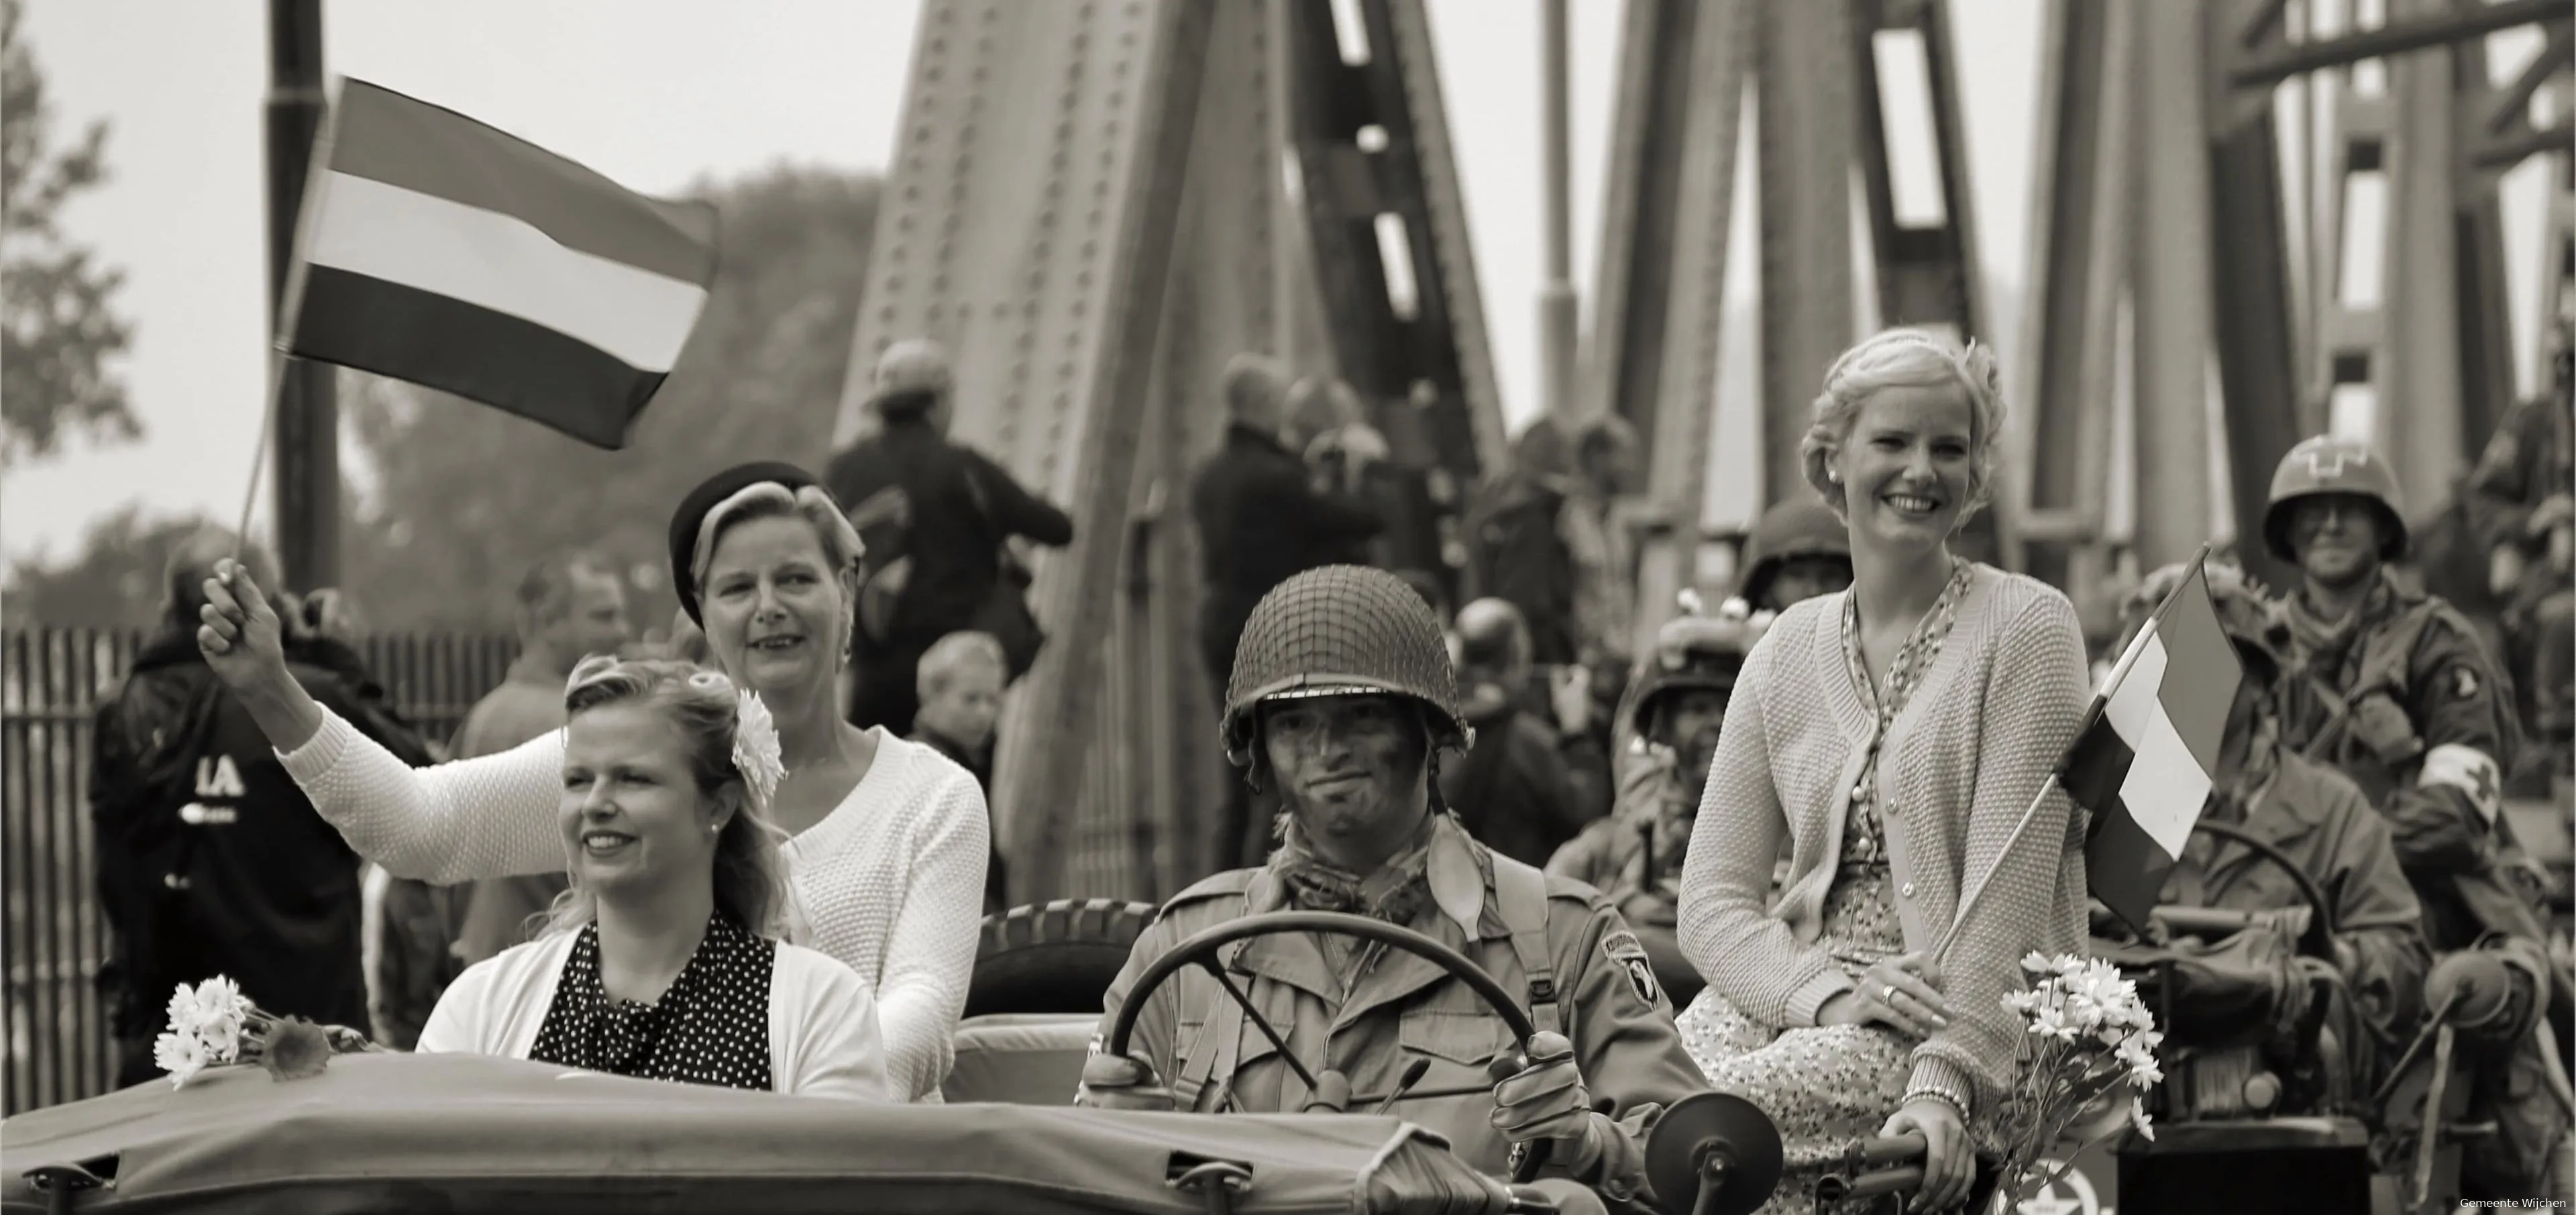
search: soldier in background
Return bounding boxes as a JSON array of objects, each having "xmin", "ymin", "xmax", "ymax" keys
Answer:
[
  {"xmin": 2116, "ymin": 559, "xmax": 2432, "ymax": 1098},
  {"xmin": 1441, "ymin": 598, "xmax": 1603, "ymax": 868},
  {"xmin": 1727, "ymin": 496, "xmax": 1854, "ymax": 619},
  {"xmin": 2261, "ymin": 435, "xmax": 2567, "ymax": 1200}
]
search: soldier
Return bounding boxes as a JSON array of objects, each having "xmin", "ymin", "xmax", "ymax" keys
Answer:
[
  {"xmin": 2116, "ymin": 560, "xmax": 2432, "ymax": 1096},
  {"xmin": 1077, "ymin": 566, "xmax": 1707, "ymax": 1215},
  {"xmin": 2261, "ymin": 435, "xmax": 2566, "ymax": 1200},
  {"xmin": 1729, "ymin": 496, "xmax": 1854, "ymax": 618},
  {"xmin": 1547, "ymin": 612, "xmax": 1756, "ymax": 931}
]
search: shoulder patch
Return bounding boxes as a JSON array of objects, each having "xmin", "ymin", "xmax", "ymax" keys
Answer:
[
  {"xmin": 1599, "ymin": 928, "xmax": 1660, "ymax": 1004},
  {"xmin": 2451, "ymin": 666, "xmax": 2480, "ymax": 700}
]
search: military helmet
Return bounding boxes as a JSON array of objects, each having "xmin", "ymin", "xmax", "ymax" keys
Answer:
[
  {"xmin": 1737, "ymin": 496, "xmax": 1852, "ymax": 607},
  {"xmin": 1221, "ymin": 565, "xmax": 1470, "ymax": 764},
  {"xmin": 1627, "ymin": 613, "xmax": 1755, "ymax": 734},
  {"xmin": 2262, "ymin": 435, "xmax": 2408, "ymax": 562},
  {"xmin": 2117, "ymin": 558, "xmax": 2291, "ymax": 685}
]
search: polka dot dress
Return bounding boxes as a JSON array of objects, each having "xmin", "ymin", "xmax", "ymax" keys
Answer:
[
  {"xmin": 529, "ymin": 913, "xmax": 775, "ymax": 1092},
  {"xmin": 1673, "ymin": 558, "xmax": 1979, "ymax": 1215}
]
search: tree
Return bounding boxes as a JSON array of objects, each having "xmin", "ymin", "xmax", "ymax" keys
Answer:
[
  {"xmin": 1, "ymin": 0, "xmax": 137, "ymax": 468},
  {"xmin": 1, "ymin": 505, "xmax": 219, "ymax": 631},
  {"xmin": 337, "ymin": 168, "xmax": 883, "ymax": 633}
]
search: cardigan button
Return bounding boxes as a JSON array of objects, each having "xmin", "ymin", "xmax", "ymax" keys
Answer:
[{"xmin": 1900, "ymin": 882, "xmax": 1916, "ymax": 898}]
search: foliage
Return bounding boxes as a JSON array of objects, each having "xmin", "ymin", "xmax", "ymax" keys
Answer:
[
  {"xmin": 1, "ymin": 503, "xmax": 221, "ymax": 631},
  {"xmin": 337, "ymin": 168, "xmax": 882, "ymax": 634},
  {"xmin": 1, "ymin": 0, "xmax": 137, "ymax": 468}
]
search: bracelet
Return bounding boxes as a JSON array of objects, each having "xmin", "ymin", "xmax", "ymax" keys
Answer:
[{"xmin": 1900, "ymin": 1086, "xmax": 1970, "ymax": 1122}]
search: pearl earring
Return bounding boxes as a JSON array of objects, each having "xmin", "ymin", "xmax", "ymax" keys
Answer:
[{"xmin": 1828, "ymin": 470, "xmax": 1843, "ymax": 485}]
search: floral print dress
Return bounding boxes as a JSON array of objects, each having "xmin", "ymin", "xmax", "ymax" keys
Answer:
[{"xmin": 1674, "ymin": 560, "xmax": 1975, "ymax": 1214}]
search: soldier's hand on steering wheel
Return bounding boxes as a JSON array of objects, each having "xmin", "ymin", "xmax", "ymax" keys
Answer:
[{"xmin": 1819, "ymin": 953, "xmax": 1950, "ymax": 1041}]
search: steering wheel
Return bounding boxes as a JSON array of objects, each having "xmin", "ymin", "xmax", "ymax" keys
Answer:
[
  {"xmin": 1104, "ymin": 910, "xmax": 1538, "ymax": 1086},
  {"xmin": 1103, "ymin": 910, "xmax": 1554, "ymax": 1178},
  {"xmin": 2155, "ymin": 820, "xmax": 2339, "ymax": 959}
]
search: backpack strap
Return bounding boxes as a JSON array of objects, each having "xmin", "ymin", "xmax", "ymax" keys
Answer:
[
  {"xmin": 1170, "ymin": 869, "xmax": 1273, "ymax": 1112},
  {"xmin": 1489, "ymin": 856, "xmax": 1564, "ymax": 1039}
]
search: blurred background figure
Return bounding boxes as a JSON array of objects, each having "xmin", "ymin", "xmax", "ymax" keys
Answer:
[
  {"xmin": 831, "ymin": 337, "xmax": 1075, "ymax": 736},
  {"xmin": 1729, "ymin": 496, "xmax": 1854, "ymax": 619},
  {"xmin": 440, "ymin": 551, "xmax": 635, "ymax": 989},
  {"xmin": 2467, "ymin": 319, "xmax": 2574, "ymax": 790},
  {"xmin": 1438, "ymin": 597, "xmax": 1602, "ymax": 868},
  {"xmin": 668, "ymin": 605, "xmax": 712, "ymax": 666},
  {"xmin": 1562, "ymin": 413, "xmax": 1640, "ymax": 674},
  {"xmin": 1552, "ymin": 611, "xmax": 1753, "ymax": 933},
  {"xmin": 910, "ymin": 630, "xmax": 1009, "ymax": 912},
  {"xmin": 1190, "ymin": 353, "xmax": 1385, "ymax": 871},
  {"xmin": 89, "ymin": 529, "xmax": 433, "ymax": 1082},
  {"xmin": 1465, "ymin": 417, "xmax": 1579, "ymax": 668}
]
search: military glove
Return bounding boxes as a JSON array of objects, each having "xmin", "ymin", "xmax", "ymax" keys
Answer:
[
  {"xmin": 2346, "ymin": 693, "xmax": 2423, "ymax": 767},
  {"xmin": 1490, "ymin": 1031, "xmax": 1602, "ymax": 1155},
  {"xmin": 1075, "ymin": 1050, "xmax": 1178, "ymax": 1112}
]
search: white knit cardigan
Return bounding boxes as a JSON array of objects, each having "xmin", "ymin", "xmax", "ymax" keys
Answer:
[{"xmin": 1676, "ymin": 566, "xmax": 2094, "ymax": 1114}]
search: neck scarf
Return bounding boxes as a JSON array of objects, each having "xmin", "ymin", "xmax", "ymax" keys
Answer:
[
  {"xmin": 2282, "ymin": 574, "xmax": 2392, "ymax": 674},
  {"xmin": 1273, "ymin": 813, "xmax": 1438, "ymax": 928}
]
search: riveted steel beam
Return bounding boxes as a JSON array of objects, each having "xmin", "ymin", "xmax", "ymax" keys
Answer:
[
  {"xmin": 2231, "ymin": 0, "xmax": 2569, "ymax": 89},
  {"xmin": 2014, "ymin": 0, "xmax": 2136, "ymax": 616},
  {"xmin": 2131, "ymin": 0, "xmax": 2217, "ymax": 570},
  {"xmin": 1584, "ymin": 0, "xmax": 1750, "ymax": 649},
  {"xmin": 2202, "ymin": 0, "xmax": 2302, "ymax": 585},
  {"xmin": 837, "ymin": 0, "xmax": 1218, "ymax": 902},
  {"xmin": 1755, "ymin": 0, "xmax": 1859, "ymax": 511},
  {"xmin": 1279, "ymin": 0, "xmax": 1505, "ymax": 482}
]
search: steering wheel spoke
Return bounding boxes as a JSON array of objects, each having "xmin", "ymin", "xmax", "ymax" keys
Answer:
[
  {"xmin": 1106, "ymin": 910, "xmax": 1541, "ymax": 1124},
  {"xmin": 1192, "ymin": 956, "xmax": 1324, "ymax": 1092}
]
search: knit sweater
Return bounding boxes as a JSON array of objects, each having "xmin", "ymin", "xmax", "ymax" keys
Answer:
[
  {"xmin": 278, "ymin": 712, "xmax": 989, "ymax": 1104},
  {"xmin": 1675, "ymin": 564, "xmax": 2092, "ymax": 1116}
]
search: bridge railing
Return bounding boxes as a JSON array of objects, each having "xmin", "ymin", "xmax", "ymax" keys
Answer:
[{"xmin": 0, "ymin": 627, "xmax": 515, "ymax": 1115}]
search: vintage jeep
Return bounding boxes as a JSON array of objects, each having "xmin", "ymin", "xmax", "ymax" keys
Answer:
[
  {"xmin": 3, "ymin": 905, "xmax": 1790, "ymax": 1215},
  {"xmin": 2085, "ymin": 821, "xmax": 2528, "ymax": 1215}
]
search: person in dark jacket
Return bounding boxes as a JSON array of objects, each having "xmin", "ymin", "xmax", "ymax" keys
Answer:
[
  {"xmin": 1439, "ymin": 598, "xmax": 1602, "ymax": 869},
  {"xmin": 828, "ymin": 337, "xmax": 1076, "ymax": 736},
  {"xmin": 910, "ymin": 630, "xmax": 1008, "ymax": 912},
  {"xmin": 90, "ymin": 531, "xmax": 433, "ymax": 1086},
  {"xmin": 1466, "ymin": 418, "xmax": 1580, "ymax": 667},
  {"xmin": 1189, "ymin": 354, "xmax": 1385, "ymax": 871}
]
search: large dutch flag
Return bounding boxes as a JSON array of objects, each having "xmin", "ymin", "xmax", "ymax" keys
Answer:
[
  {"xmin": 2061, "ymin": 551, "xmax": 2247, "ymax": 931},
  {"xmin": 280, "ymin": 79, "xmax": 719, "ymax": 449}
]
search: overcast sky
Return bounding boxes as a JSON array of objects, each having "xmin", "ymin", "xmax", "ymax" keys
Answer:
[{"xmin": 2, "ymin": 1, "xmax": 2552, "ymax": 564}]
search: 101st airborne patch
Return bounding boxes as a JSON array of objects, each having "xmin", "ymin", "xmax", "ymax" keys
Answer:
[{"xmin": 1599, "ymin": 929, "xmax": 1660, "ymax": 1005}]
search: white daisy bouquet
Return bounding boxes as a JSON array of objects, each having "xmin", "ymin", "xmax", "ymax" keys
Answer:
[
  {"xmin": 154, "ymin": 976, "xmax": 377, "ymax": 1090},
  {"xmin": 1989, "ymin": 952, "xmax": 2165, "ymax": 1206}
]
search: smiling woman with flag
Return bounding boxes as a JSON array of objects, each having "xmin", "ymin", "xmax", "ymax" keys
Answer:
[
  {"xmin": 1668, "ymin": 329, "xmax": 2094, "ymax": 1214},
  {"xmin": 192, "ymin": 464, "xmax": 991, "ymax": 1107}
]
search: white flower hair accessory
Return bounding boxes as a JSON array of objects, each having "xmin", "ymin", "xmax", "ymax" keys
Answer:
[{"xmin": 732, "ymin": 690, "xmax": 787, "ymax": 814}]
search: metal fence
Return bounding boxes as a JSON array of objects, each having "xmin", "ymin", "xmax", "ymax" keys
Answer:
[{"xmin": 1, "ymin": 627, "xmax": 515, "ymax": 1115}]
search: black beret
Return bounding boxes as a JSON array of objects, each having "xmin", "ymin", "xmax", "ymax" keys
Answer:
[{"xmin": 667, "ymin": 462, "xmax": 828, "ymax": 626}]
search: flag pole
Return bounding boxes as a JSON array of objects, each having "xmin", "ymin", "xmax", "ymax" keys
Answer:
[
  {"xmin": 235, "ymin": 74, "xmax": 344, "ymax": 564},
  {"xmin": 1929, "ymin": 541, "xmax": 2220, "ymax": 963}
]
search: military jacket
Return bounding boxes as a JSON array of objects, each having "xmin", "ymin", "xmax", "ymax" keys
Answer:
[{"xmin": 1085, "ymin": 814, "xmax": 1705, "ymax": 1211}]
